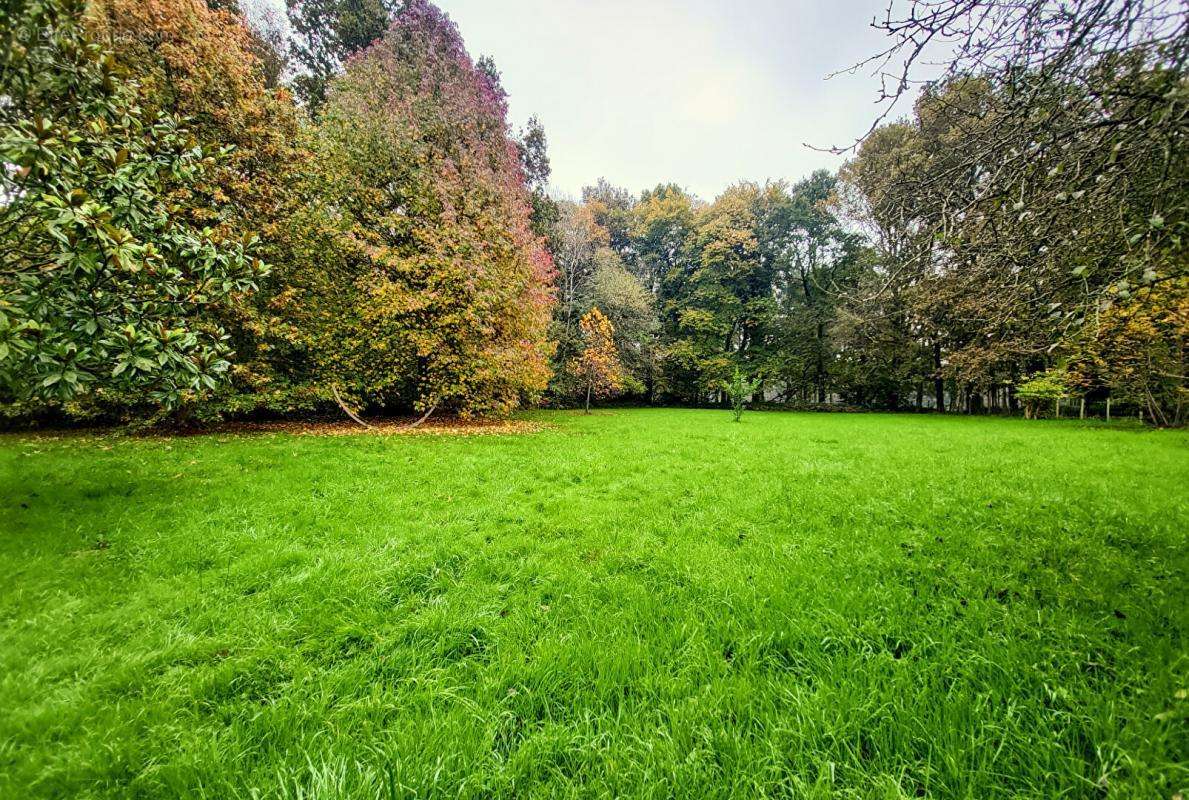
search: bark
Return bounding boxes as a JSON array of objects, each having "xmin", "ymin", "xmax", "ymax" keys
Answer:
[
  {"xmin": 815, "ymin": 321, "xmax": 826, "ymax": 403},
  {"xmin": 932, "ymin": 341, "xmax": 945, "ymax": 413},
  {"xmin": 331, "ymin": 386, "xmax": 372, "ymax": 429},
  {"xmin": 407, "ymin": 403, "xmax": 437, "ymax": 429}
]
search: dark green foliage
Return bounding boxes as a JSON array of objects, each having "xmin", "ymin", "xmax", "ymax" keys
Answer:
[
  {"xmin": 285, "ymin": 0, "xmax": 400, "ymax": 112},
  {"xmin": 0, "ymin": 0, "xmax": 266, "ymax": 410},
  {"xmin": 516, "ymin": 115, "xmax": 559, "ymax": 238}
]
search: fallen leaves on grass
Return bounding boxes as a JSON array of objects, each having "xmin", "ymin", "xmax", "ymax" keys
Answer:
[{"xmin": 214, "ymin": 417, "xmax": 547, "ymax": 438}]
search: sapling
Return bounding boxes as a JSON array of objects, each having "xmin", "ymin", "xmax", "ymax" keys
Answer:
[{"xmin": 724, "ymin": 367, "xmax": 762, "ymax": 422}]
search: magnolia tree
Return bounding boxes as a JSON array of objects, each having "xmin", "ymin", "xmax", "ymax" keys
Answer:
[{"xmin": 0, "ymin": 0, "xmax": 266, "ymax": 410}]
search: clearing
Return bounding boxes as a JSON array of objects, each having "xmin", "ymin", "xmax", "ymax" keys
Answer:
[{"xmin": 1, "ymin": 409, "xmax": 1186, "ymax": 798}]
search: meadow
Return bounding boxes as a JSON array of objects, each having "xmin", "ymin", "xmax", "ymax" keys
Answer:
[{"xmin": 1, "ymin": 409, "xmax": 1186, "ymax": 799}]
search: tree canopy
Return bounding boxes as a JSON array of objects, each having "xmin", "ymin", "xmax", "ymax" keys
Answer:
[{"xmin": 1, "ymin": 0, "xmax": 1183, "ymax": 426}]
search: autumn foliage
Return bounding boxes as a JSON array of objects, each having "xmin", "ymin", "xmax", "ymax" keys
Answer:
[
  {"xmin": 84, "ymin": 0, "xmax": 302, "ymax": 235},
  {"xmin": 0, "ymin": 0, "xmax": 267, "ymax": 411},
  {"xmin": 1069, "ymin": 280, "xmax": 1188, "ymax": 426},
  {"xmin": 572, "ymin": 307, "xmax": 624, "ymax": 413},
  {"xmin": 274, "ymin": 0, "xmax": 555, "ymax": 417},
  {"xmin": 2, "ymin": 0, "xmax": 1182, "ymax": 426},
  {"xmin": 1, "ymin": 0, "xmax": 555, "ymax": 422}
]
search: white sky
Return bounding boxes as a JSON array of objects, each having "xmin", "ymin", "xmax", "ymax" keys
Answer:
[{"xmin": 437, "ymin": 0, "xmax": 902, "ymax": 202}]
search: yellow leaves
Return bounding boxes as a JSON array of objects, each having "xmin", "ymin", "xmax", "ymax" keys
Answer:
[
  {"xmin": 579, "ymin": 306, "xmax": 615, "ymax": 343},
  {"xmin": 573, "ymin": 307, "xmax": 625, "ymax": 398},
  {"xmin": 677, "ymin": 307, "xmax": 717, "ymax": 334}
]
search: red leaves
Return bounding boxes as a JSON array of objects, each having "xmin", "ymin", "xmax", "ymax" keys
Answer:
[{"xmin": 277, "ymin": 0, "xmax": 555, "ymax": 417}]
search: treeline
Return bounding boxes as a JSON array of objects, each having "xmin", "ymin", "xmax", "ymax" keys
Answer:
[
  {"xmin": 542, "ymin": 2, "xmax": 1187, "ymax": 425},
  {"xmin": 2, "ymin": 0, "xmax": 1185, "ymax": 426},
  {"xmin": 543, "ymin": 175, "xmax": 867, "ymax": 408}
]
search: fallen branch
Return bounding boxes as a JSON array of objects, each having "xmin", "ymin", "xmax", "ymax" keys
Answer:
[
  {"xmin": 407, "ymin": 403, "xmax": 437, "ymax": 429},
  {"xmin": 331, "ymin": 385, "xmax": 372, "ymax": 429}
]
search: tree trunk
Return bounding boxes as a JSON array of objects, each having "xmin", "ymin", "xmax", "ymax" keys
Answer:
[
  {"xmin": 1079, "ymin": 397, "xmax": 1085, "ymax": 419},
  {"xmin": 331, "ymin": 386, "xmax": 372, "ymax": 429},
  {"xmin": 1106, "ymin": 396, "xmax": 1111, "ymax": 421},
  {"xmin": 407, "ymin": 403, "xmax": 437, "ymax": 429},
  {"xmin": 815, "ymin": 321, "xmax": 826, "ymax": 403},
  {"xmin": 933, "ymin": 342, "xmax": 945, "ymax": 413},
  {"xmin": 584, "ymin": 381, "xmax": 592, "ymax": 414}
]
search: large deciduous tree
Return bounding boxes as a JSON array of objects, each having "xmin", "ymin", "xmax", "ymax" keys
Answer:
[{"xmin": 278, "ymin": 0, "xmax": 555, "ymax": 417}]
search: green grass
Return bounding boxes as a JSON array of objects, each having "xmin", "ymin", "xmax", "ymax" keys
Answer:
[{"xmin": 1, "ymin": 409, "xmax": 1186, "ymax": 799}]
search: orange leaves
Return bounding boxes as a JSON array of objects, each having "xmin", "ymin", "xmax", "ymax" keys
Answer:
[
  {"xmin": 85, "ymin": 0, "xmax": 302, "ymax": 238},
  {"xmin": 272, "ymin": 1, "xmax": 555, "ymax": 417}
]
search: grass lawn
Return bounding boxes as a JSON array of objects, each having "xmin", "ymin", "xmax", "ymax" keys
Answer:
[{"xmin": 1, "ymin": 409, "xmax": 1186, "ymax": 799}]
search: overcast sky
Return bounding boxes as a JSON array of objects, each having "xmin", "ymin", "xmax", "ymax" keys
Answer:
[
  {"xmin": 247, "ymin": 0, "xmax": 912, "ymax": 202},
  {"xmin": 435, "ymin": 0, "xmax": 902, "ymax": 202}
]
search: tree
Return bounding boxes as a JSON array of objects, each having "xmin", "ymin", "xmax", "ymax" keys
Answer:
[
  {"xmin": 573, "ymin": 307, "xmax": 623, "ymax": 413},
  {"xmin": 516, "ymin": 115, "xmax": 559, "ymax": 238},
  {"xmin": 760, "ymin": 173, "xmax": 863, "ymax": 403},
  {"xmin": 1015, "ymin": 370, "xmax": 1068, "ymax": 420},
  {"xmin": 515, "ymin": 114, "xmax": 550, "ymax": 190},
  {"xmin": 722, "ymin": 366, "xmax": 761, "ymax": 422},
  {"xmin": 837, "ymin": 0, "xmax": 1188, "ymax": 420},
  {"xmin": 276, "ymin": 0, "xmax": 555, "ymax": 417},
  {"xmin": 663, "ymin": 184, "xmax": 773, "ymax": 403},
  {"xmin": 1069, "ymin": 279, "xmax": 1187, "ymax": 426},
  {"xmin": 631, "ymin": 183, "xmax": 696, "ymax": 297},
  {"xmin": 582, "ymin": 179, "xmax": 636, "ymax": 259},
  {"xmin": 586, "ymin": 251, "xmax": 657, "ymax": 395},
  {"xmin": 550, "ymin": 201, "xmax": 609, "ymax": 350},
  {"xmin": 83, "ymin": 0, "xmax": 308, "ymax": 418},
  {"xmin": 0, "ymin": 0, "xmax": 266, "ymax": 411},
  {"xmin": 86, "ymin": 0, "xmax": 303, "ymax": 232},
  {"xmin": 285, "ymin": 0, "xmax": 399, "ymax": 113}
]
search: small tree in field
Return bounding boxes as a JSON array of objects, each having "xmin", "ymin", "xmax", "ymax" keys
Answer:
[
  {"xmin": 1015, "ymin": 371, "xmax": 1068, "ymax": 420},
  {"xmin": 723, "ymin": 366, "xmax": 762, "ymax": 422},
  {"xmin": 573, "ymin": 307, "xmax": 623, "ymax": 413}
]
